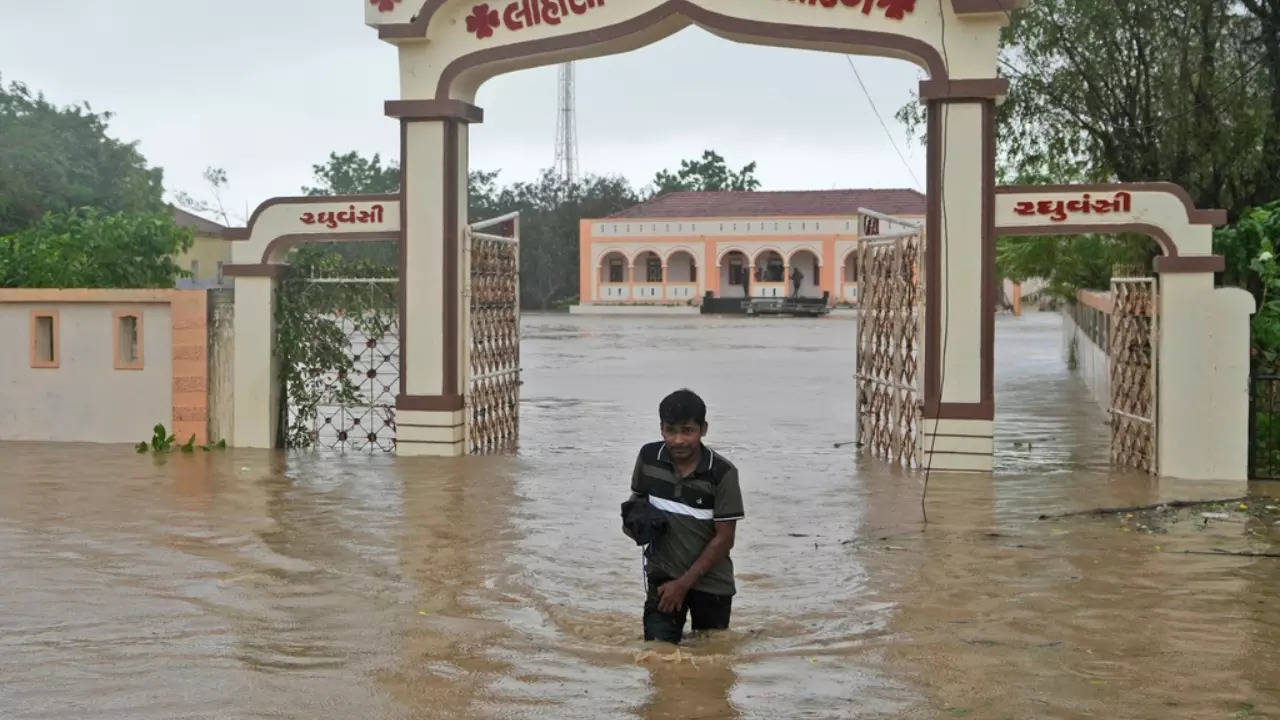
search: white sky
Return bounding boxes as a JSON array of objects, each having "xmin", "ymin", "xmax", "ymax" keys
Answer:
[{"xmin": 0, "ymin": 1, "xmax": 928, "ymax": 225}]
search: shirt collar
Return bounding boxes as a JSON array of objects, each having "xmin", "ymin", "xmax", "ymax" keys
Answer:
[{"xmin": 658, "ymin": 443, "xmax": 715, "ymax": 476}]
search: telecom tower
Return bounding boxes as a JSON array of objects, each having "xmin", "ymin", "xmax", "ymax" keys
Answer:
[{"xmin": 554, "ymin": 62, "xmax": 579, "ymax": 183}]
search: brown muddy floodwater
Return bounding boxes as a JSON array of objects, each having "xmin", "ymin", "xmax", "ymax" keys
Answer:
[{"xmin": 2, "ymin": 311, "xmax": 1278, "ymax": 719}]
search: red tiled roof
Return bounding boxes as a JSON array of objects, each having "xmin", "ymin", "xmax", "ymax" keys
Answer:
[{"xmin": 606, "ymin": 189, "xmax": 926, "ymax": 219}]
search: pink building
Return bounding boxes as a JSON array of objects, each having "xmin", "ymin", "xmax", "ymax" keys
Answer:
[{"xmin": 578, "ymin": 190, "xmax": 926, "ymax": 309}]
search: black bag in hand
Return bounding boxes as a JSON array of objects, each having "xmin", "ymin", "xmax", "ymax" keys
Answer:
[{"xmin": 620, "ymin": 496, "xmax": 668, "ymax": 546}]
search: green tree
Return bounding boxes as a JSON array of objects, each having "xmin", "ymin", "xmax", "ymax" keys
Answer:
[
  {"xmin": 1216, "ymin": 200, "xmax": 1280, "ymax": 366},
  {"xmin": 992, "ymin": 0, "xmax": 1273, "ymax": 214},
  {"xmin": 302, "ymin": 151, "xmax": 400, "ymax": 196},
  {"xmin": 1239, "ymin": 0, "xmax": 1280, "ymax": 173},
  {"xmin": 997, "ymin": 233, "xmax": 1149, "ymax": 301},
  {"xmin": 0, "ymin": 208, "xmax": 193, "ymax": 288},
  {"xmin": 468, "ymin": 168, "xmax": 505, "ymax": 220},
  {"xmin": 0, "ymin": 76, "xmax": 166, "ymax": 236},
  {"xmin": 899, "ymin": 0, "xmax": 1276, "ymax": 300},
  {"xmin": 652, "ymin": 150, "xmax": 761, "ymax": 194},
  {"xmin": 491, "ymin": 170, "xmax": 640, "ymax": 309}
]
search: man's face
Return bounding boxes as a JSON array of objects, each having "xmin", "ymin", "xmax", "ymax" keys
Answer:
[{"xmin": 661, "ymin": 420, "xmax": 706, "ymax": 461}]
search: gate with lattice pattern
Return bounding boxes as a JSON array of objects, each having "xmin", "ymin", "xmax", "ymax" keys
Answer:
[
  {"xmin": 1109, "ymin": 277, "xmax": 1158, "ymax": 473},
  {"xmin": 855, "ymin": 220, "xmax": 924, "ymax": 468},
  {"xmin": 284, "ymin": 275, "xmax": 400, "ymax": 453},
  {"xmin": 466, "ymin": 213, "xmax": 521, "ymax": 454}
]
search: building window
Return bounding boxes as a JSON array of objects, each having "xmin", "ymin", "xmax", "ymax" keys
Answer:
[
  {"xmin": 765, "ymin": 258, "xmax": 784, "ymax": 282},
  {"xmin": 30, "ymin": 310, "xmax": 59, "ymax": 368},
  {"xmin": 608, "ymin": 258, "xmax": 624, "ymax": 283},
  {"xmin": 690, "ymin": 265, "xmax": 697, "ymax": 283},
  {"xmin": 729, "ymin": 260, "xmax": 744, "ymax": 285},
  {"xmin": 114, "ymin": 311, "xmax": 143, "ymax": 370},
  {"xmin": 190, "ymin": 260, "xmax": 200, "ymax": 279},
  {"xmin": 216, "ymin": 261, "xmax": 225, "ymax": 284},
  {"xmin": 646, "ymin": 257, "xmax": 663, "ymax": 283}
]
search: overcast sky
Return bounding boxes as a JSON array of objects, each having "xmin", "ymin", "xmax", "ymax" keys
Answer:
[{"xmin": 0, "ymin": 1, "xmax": 928, "ymax": 225}]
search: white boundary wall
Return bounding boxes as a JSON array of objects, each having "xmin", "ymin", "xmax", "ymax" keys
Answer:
[{"xmin": 1061, "ymin": 307, "xmax": 1110, "ymax": 411}]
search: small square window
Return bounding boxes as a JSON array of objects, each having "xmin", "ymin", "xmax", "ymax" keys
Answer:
[
  {"xmin": 30, "ymin": 310, "xmax": 59, "ymax": 368},
  {"xmin": 114, "ymin": 311, "xmax": 143, "ymax": 370}
]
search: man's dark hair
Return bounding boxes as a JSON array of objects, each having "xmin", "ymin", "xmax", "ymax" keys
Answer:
[{"xmin": 659, "ymin": 389, "xmax": 707, "ymax": 426}]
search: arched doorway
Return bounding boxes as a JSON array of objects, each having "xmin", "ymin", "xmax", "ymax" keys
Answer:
[
  {"xmin": 597, "ymin": 251, "xmax": 629, "ymax": 301},
  {"xmin": 841, "ymin": 249, "xmax": 859, "ymax": 305},
  {"xmin": 718, "ymin": 250, "xmax": 748, "ymax": 299},
  {"xmin": 786, "ymin": 249, "xmax": 823, "ymax": 299},
  {"xmin": 752, "ymin": 250, "xmax": 785, "ymax": 298},
  {"xmin": 665, "ymin": 250, "xmax": 699, "ymax": 302},
  {"xmin": 632, "ymin": 250, "xmax": 663, "ymax": 301}
]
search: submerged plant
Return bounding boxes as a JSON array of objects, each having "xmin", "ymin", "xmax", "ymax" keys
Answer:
[{"xmin": 135, "ymin": 424, "xmax": 227, "ymax": 454}]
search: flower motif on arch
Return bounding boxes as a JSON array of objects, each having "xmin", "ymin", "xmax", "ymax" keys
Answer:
[
  {"xmin": 466, "ymin": 4, "xmax": 501, "ymax": 39},
  {"xmin": 877, "ymin": 0, "xmax": 918, "ymax": 20},
  {"xmin": 370, "ymin": 0, "xmax": 401, "ymax": 13}
]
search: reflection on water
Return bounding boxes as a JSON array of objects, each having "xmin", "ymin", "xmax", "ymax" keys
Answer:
[{"xmin": 1, "ymin": 311, "xmax": 1276, "ymax": 719}]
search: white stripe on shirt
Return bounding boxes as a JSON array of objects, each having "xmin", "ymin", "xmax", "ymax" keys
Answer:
[{"xmin": 649, "ymin": 495, "xmax": 714, "ymax": 521}]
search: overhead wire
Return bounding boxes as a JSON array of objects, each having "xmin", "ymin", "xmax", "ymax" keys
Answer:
[{"xmin": 843, "ymin": 55, "xmax": 924, "ymax": 191}]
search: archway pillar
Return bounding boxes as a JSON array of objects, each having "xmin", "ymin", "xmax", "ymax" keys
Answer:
[
  {"xmin": 703, "ymin": 243, "xmax": 716, "ymax": 301},
  {"xmin": 823, "ymin": 240, "xmax": 838, "ymax": 303},
  {"xmin": 231, "ymin": 272, "xmax": 282, "ymax": 449},
  {"xmin": 920, "ymin": 95, "xmax": 998, "ymax": 472},
  {"xmin": 1157, "ymin": 270, "xmax": 1254, "ymax": 479},
  {"xmin": 388, "ymin": 102, "xmax": 481, "ymax": 457}
]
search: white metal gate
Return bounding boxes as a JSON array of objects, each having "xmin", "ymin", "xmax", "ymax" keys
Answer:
[
  {"xmin": 285, "ymin": 275, "xmax": 400, "ymax": 453},
  {"xmin": 855, "ymin": 210, "xmax": 925, "ymax": 467},
  {"xmin": 1109, "ymin": 277, "xmax": 1158, "ymax": 474},
  {"xmin": 466, "ymin": 213, "xmax": 521, "ymax": 454}
]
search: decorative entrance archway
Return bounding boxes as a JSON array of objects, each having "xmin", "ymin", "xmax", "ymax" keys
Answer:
[
  {"xmin": 222, "ymin": 0, "xmax": 1254, "ymax": 481},
  {"xmin": 366, "ymin": 0, "xmax": 1013, "ymax": 464}
]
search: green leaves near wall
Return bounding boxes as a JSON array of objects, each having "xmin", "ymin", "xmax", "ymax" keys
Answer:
[
  {"xmin": 274, "ymin": 246, "xmax": 398, "ymax": 450},
  {"xmin": 1, "ymin": 208, "xmax": 193, "ymax": 289}
]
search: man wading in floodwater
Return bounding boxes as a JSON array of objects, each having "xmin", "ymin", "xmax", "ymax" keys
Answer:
[{"xmin": 623, "ymin": 389, "xmax": 745, "ymax": 644}]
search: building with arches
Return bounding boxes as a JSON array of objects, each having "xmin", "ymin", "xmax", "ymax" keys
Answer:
[{"xmin": 576, "ymin": 189, "xmax": 925, "ymax": 310}]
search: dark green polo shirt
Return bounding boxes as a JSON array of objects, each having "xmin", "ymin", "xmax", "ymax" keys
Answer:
[{"xmin": 630, "ymin": 441, "xmax": 745, "ymax": 596}]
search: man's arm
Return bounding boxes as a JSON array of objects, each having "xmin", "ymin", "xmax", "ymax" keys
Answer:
[
  {"xmin": 622, "ymin": 452, "xmax": 645, "ymax": 539},
  {"xmin": 656, "ymin": 520, "xmax": 736, "ymax": 613}
]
